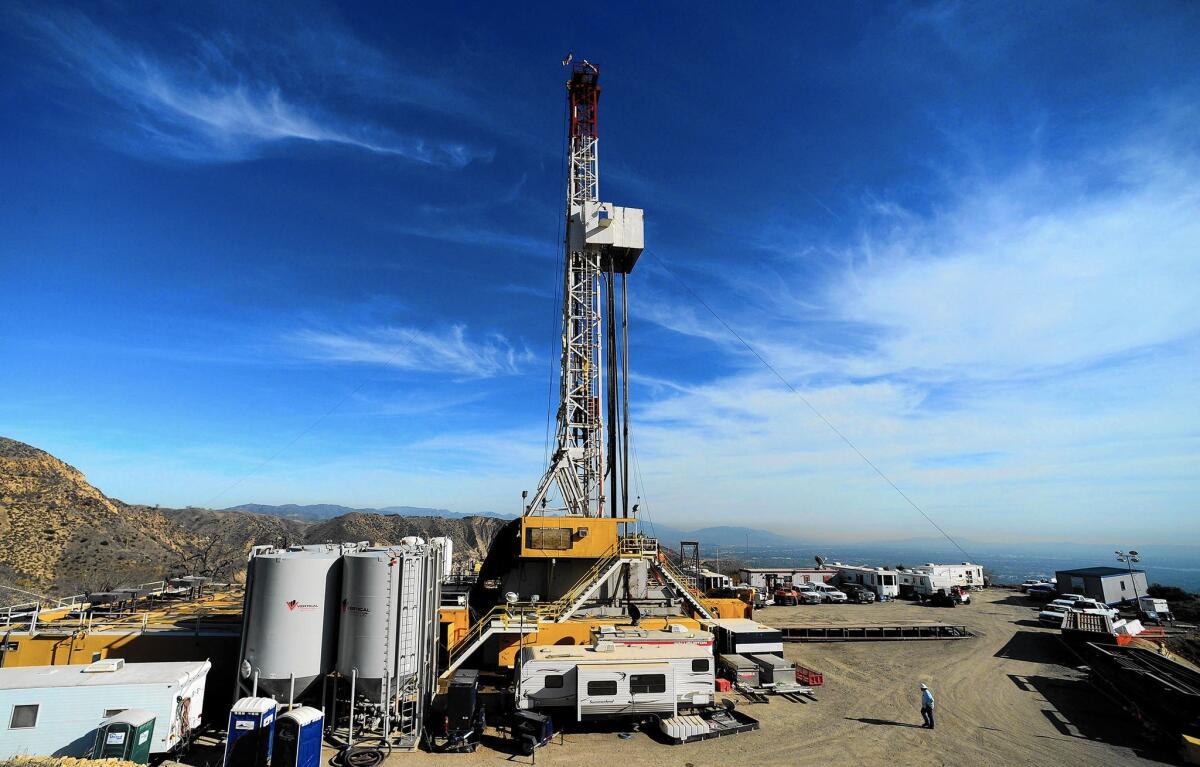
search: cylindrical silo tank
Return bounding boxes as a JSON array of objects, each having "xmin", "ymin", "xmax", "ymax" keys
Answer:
[
  {"xmin": 336, "ymin": 549, "xmax": 401, "ymax": 700},
  {"xmin": 239, "ymin": 545, "xmax": 344, "ymax": 701},
  {"xmin": 430, "ymin": 537, "xmax": 453, "ymax": 580},
  {"xmin": 337, "ymin": 544, "xmax": 438, "ymax": 700}
]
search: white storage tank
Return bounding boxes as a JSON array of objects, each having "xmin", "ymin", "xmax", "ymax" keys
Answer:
[
  {"xmin": 336, "ymin": 542, "xmax": 445, "ymax": 700},
  {"xmin": 239, "ymin": 544, "xmax": 345, "ymax": 701}
]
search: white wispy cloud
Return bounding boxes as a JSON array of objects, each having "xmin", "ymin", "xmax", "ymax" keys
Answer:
[
  {"xmin": 15, "ymin": 9, "xmax": 491, "ymax": 166},
  {"xmin": 287, "ymin": 324, "xmax": 534, "ymax": 378},
  {"xmin": 629, "ymin": 130, "xmax": 1200, "ymax": 542}
]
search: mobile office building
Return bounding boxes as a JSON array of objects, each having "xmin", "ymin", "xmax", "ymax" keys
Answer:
[
  {"xmin": 830, "ymin": 563, "xmax": 900, "ymax": 599},
  {"xmin": 0, "ymin": 659, "xmax": 209, "ymax": 759},
  {"xmin": 737, "ymin": 567, "xmax": 836, "ymax": 592},
  {"xmin": 913, "ymin": 563, "xmax": 985, "ymax": 589},
  {"xmin": 704, "ymin": 618, "xmax": 783, "ymax": 656},
  {"xmin": 515, "ymin": 642, "xmax": 714, "ymax": 720},
  {"xmin": 1056, "ymin": 567, "xmax": 1149, "ymax": 606}
]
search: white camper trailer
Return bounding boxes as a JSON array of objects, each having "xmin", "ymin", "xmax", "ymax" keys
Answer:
[
  {"xmin": 516, "ymin": 642, "xmax": 714, "ymax": 720},
  {"xmin": 913, "ymin": 563, "xmax": 984, "ymax": 588},
  {"xmin": 0, "ymin": 659, "xmax": 209, "ymax": 759},
  {"xmin": 830, "ymin": 563, "xmax": 900, "ymax": 599}
]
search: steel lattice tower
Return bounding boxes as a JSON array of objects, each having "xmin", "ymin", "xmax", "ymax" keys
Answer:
[{"xmin": 527, "ymin": 59, "xmax": 643, "ymax": 518}]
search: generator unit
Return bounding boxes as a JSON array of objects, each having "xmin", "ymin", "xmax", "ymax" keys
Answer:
[
  {"xmin": 224, "ymin": 697, "xmax": 277, "ymax": 767},
  {"xmin": 274, "ymin": 706, "xmax": 323, "ymax": 767},
  {"xmin": 92, "ymin": 709, "xmax": 156, "ymax": 764}
]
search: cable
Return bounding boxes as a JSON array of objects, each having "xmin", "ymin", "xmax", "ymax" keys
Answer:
[
  {"xmin": 645, "ymin": 250, "xmax": 973, "ymax": 561},
  {"xmin": 629, "ymin": 434, "xmax": 656, "ymax": 540}
]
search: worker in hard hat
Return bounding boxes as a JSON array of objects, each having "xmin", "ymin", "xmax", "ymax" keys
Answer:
[{"xmin": 919, "ymin": 683, "xmax": 935, "ymax": 729}]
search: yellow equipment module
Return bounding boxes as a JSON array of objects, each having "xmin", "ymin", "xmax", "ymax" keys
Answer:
[{"xmin": 518, "ymin": 516, "xmax": 624, "ymax": 559}]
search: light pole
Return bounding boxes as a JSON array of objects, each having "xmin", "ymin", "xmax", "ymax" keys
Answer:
[{"xmin": 1115, "ymin": 550, "xmax": 1142, "ymax": 604}]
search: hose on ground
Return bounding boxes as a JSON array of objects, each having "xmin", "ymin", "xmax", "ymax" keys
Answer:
[{"xmin": 329, "ymin": 738, "xmax": 391, "ymax": 767}]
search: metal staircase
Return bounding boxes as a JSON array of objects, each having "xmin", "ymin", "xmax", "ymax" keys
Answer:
[{"xmin": 650, "ymin": 553, "xmax": 713, "ymax": 621}]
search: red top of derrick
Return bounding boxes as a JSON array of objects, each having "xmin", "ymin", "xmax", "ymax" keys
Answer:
[{"xmin": 568, "ymin": 61, "xmax": 600, "ymax": 140}]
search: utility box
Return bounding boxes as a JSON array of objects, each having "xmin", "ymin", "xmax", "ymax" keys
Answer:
[
  {"xmin": 274, "ymin": 706, "xmax": 323, "ymax": 767},
  {"xmin": 92, "ymin": 708, "xmax": 156, "ymax": 764},
  {"xmin": 568, "ymin": 202, "xmax": 644, "ymax": 273},
  {"xmin": 224, "ymin": 697, "xmax": 277, "ymax": 767}
]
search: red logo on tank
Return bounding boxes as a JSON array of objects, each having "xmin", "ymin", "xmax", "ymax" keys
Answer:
[{"xmin": 285, "ymin": 600, "xmax": 298, "ymax": 611}]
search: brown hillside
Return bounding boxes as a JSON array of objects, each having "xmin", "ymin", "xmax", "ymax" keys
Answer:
[
  {"xmin": 303, "ymin": 512, "xmax": 506, "ymax": 566},
  {"xmin": 0, "ymin": 437, "xmax": 185, "ymax": 595},
  {"xmin": 0, "ymin": 437, "xmax": 506, "ymax": 597}
]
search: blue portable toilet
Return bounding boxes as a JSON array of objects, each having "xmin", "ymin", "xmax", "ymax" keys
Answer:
[
  {"xmin": 274, "ymin": 706, "xmax": 323, "ymax": 767},
  {"xmin": 224, "ymin": 697, "xmax": 278, "ymax": 767}
]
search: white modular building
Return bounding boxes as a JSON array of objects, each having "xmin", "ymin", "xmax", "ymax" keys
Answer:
[
  {"xmin": 0, "ymin": 659, "xmax": 209, "ymax": 759},
  {"xmin": 736, "ymin": 567, "xmax": 837, "ymax": 592},
  {"xmin": 516, "ymin": 642, "xmax": 714, "ymax": 720},
  {"xmin": 830, "ymin": 563, "xmax": 900, "ymax": 599}
]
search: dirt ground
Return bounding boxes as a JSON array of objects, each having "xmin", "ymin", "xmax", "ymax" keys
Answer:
[{"xmin": 379, "ymin": 588, "xmax": 1177, "ymax": 767}]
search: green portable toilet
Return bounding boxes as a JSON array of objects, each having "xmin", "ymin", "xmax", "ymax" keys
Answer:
[{"xmin": 92, "ymin": 708, "xmax": 157, "ymax": 764}]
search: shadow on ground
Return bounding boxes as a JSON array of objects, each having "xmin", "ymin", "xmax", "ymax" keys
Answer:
[
  {"xmin": 993, "ymin": 630, "xmax": 1073, "ymax": 664},
  {"xmin": 1008, "ymin": 673, "xmax": 1176, "ymax": 764},
  {"xmin": 845, "ymin": 716, "xmax": 923, "ymax": 729}
]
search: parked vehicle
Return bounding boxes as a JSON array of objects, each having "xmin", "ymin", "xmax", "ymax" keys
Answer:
[
  {"xmin": 773, "ymin": 589, "xmax": 798, "ymax": 606},
  {"xmin": 1048, "ymin": 598, "xmax": 1078, "ymax": 610},
  {"xmin": 1072, "ymin": 599, "xmax": 1119, "ymax": 618},
  {"xmin": 923, "ymin": 588, "xmax": 958, "ymax": 608},
  {"xmin": 1137, "ymin": 596, "xmax": 1174, "ymax": 624},
  {"xmin": 799, "ymin": 583, "xmax": 847, "ymax": 603},
  {"xmin": 841, "ymin": 584, "xmax": 876, "ymax": 604},
  {"xmin": 1020, "ymin": 579, "xmax": 1053, "ymax": 593},
  {"xmin": 1026, "ymin": 584, "xmax": 1057, "ymax": 601},
  {"xmin": 1038, "ymin": 604, "xmax": 1071, "ymax": 626},
  {"xmin": 1057, "ymin": 593, "xmax": 1086, "ymax": 603}
]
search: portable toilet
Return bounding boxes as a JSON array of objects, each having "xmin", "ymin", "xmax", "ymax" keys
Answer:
[
  {"xmin": 224, "ymin": 697, "xmax": 277, "ymax": 767},
  {"xmin": 92, "ymin": 708, "xmax": 157, "ymax": 764},
  {"xmin": 274, "ymin": 706, "xmax": 323, "ymax": 767}
]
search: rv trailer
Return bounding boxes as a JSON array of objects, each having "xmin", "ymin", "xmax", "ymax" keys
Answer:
[
  {"xmin": 830, "ymin": 563, "xmax": 900, "ymax": 599},
  {"xmin": 515, "ymin": 642, "xmax": 714, "ymax": 720}
]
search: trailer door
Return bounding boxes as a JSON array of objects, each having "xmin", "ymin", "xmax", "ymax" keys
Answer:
[{"xmin": 576, "ymin": 664, "xmax": 627, "ymax": 721}]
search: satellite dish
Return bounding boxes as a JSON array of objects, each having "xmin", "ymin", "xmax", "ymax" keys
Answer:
[{"xmin": 815, "ymin": 555, "xmax": 826, "ymax": 567}]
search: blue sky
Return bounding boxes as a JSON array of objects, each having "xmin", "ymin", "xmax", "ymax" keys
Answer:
[{"xmin": 1, "ymin": 2, "xmax": 1197, "ymax": 544}]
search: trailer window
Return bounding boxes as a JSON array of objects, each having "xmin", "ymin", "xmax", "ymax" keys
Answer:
[
  {"xmin": 630, "ymin": 674, "xmax": 666, "ymax": 694},
  {"xmin": 526, "ymin": 527, "xmax": 572, "ymax": 550},
  {"xmin": 544, "ymin": 675, "xmax": 564, "ymax": 689},
  {"xmin": 587, "ymin": 680, "xmax": 617, "ymax": 696},
  {"xmin": 10, "ymin": 704, "xmax": 38, "ymax": 729},
  {"xmin": 691, "ymin": 659, "xmax": 709, "ymax": 672}
]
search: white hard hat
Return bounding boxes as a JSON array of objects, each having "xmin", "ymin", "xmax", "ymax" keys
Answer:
[{"xmin": 920, "ymin": 683, "xmax": 928, "ymax": 689}]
